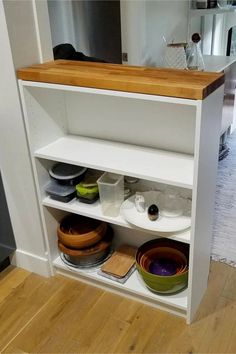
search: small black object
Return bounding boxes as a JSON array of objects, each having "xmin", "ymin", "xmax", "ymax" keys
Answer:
[
  {"xmin": 207, "ymin": 0, "xmax": 217, "ymax": 8},
  {"xmin": 53, "ymin": 43, "xmax": 106, "ymax": 63},
  {"xmin": 148, "ymin": 204, "xmax": 159, "ymax": 221},
  {"xmin": 192, "ymin": 33, "xmax": 201, "ymax": 44}
]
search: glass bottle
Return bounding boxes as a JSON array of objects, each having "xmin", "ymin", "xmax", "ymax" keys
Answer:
[{"xmin": 187, "ymin": 33, "xmax": 205, "ymax": 71}]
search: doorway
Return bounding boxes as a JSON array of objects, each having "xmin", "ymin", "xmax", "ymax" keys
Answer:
[{"xmin": 48, "ymin": 0, "xmax": 122, "ymax": 64}]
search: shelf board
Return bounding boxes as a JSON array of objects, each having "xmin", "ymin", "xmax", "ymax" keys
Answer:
[
  {"xmin": 189, "ymin": 6, "xmax": 236, "ymax": 16},
  {"xmin": 53, "ymin": 256, "xmax": 188, "ymax": 315},
  {"xmin": 43, "ymin": 196, "xmax": 191, "ymax": 244},
  {"xmin": 35, "ymin": 135, "xmax": 194, "ymax": 189}
]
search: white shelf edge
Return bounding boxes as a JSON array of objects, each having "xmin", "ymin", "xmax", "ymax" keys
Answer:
[
  {"xmin": 42, "ymin": 196, "xmax": 191, "ymax": 244},
  {"xmin": 20, "ymin": 80, "xmax": 198, "ymax": 106},
  {"xmin": 35, "ymin": 135, "xmax": 194, "ymax": 190},
  {"xmin": 53, "ymin": 256, "xmax": 188, "ymax": 315},
  {"xmin": 189, "ymin": 7, "xmax": 236, "ymax": 16}
]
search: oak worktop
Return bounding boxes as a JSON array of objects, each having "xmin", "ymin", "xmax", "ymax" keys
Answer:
[{"xmin": 17, "ymin": 60, "xmax": 224, "ymax": 100}]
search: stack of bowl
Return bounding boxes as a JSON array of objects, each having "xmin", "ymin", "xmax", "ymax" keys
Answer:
[
  {"xmin": 57, "ymin": 214, "xmax": 113, "ymax": 267},
  {"xmin": 136, "ymin": 238, "xmax": 189, "ymax": 295}
]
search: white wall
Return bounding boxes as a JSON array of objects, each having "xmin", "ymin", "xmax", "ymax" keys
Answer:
[
  {"xmin": 121, "ymin": 0, "xmax": 190, "ymax": 67},
  {"xmin": 120, "ymin": 0, "xmax": 146, "ymax": 66},
  {"xmin": 0, "ymin": 0, "xmax": 52, "ymax": 276},
  {"xmin": 48, "ymin": 0, "xmax": 77, "ymax": 49},
  {"xmin": 145, "ymin": 0, "xmax": 190, "ymax": 66}
]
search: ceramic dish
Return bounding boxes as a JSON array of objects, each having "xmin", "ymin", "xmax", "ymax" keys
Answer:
[{"xmin": 121, "ymin": 191, "xmax": 191, "ymax": 233}]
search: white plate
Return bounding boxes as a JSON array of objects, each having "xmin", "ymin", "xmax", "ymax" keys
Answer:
[{"xmin": 121, "ymin": 191, "xmax": 191, "ymax": 233}]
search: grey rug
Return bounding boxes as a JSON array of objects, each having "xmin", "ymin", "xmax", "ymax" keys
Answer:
[{"xmin": 212, "ymin": 131, "xmax": 236, "ymax": 266}]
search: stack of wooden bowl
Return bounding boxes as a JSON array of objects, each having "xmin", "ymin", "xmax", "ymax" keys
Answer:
[
  {"xmin": 58, "ymin": 214, "xmax": 113, "ymax": 267},
  {"xmin": 136, "ymin": 238, "xmax": 189, "ymax": 295}
]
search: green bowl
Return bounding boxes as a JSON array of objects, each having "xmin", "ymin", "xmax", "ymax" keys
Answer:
[
  {"xmin": 136, "ymin": 262, "xmax": 188, "ymax": 294},
  {"xmin": 136, "ymin": 238, "xmax": 189, "ymax": 295}
]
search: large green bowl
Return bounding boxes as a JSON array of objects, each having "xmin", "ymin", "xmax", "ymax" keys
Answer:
[
  {"xmin": 136, "ymin": 238, "xmax": 189, "ymax": 295},
  {"xmin": 136, "ymin": 262, "xmax": 188, "ymax": 295}
]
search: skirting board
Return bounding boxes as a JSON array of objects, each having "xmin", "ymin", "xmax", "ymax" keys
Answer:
[{"xmin": 11, "ymin": 249, "xmax": 51, "ymax": 277}]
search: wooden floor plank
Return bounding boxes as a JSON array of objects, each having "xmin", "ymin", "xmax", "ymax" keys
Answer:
[
  {"xmin": 3, "ymin": 344, "xmax": 28, "ymax": 354},
  {"xmin": 142, "ymin": 312, "xmax": 186, "ymax": 353},
  {"xmin": 5, "ymin": 280, "xmax": 103, "ymax": 353},
  {"xmin": 1, "ymin": 261, "xmax": 236, "ymax": 354},
  {"xmin": 113, "ymin": 305, "xmax": 169, "ymax": 353},
  {"xmin": 65, "ymin": 292, "xmax": 129, "ymax": 353},
  {"xmin": 197, "ymin": 296, "xmax": 236, "ymax": 353},
  {"xmin": 0, "ymin": 273, "xmax": 66, "ymax": 351},
  {"xmin": 0, "ymin": 267, "xmax": 30, "ymax": 304},
  {"xmin": 85, "ymin": 297, "xmax": 142, "ymax": 354}
]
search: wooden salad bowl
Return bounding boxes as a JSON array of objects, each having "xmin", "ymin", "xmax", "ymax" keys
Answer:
[{"xmin": 57, "ymin": 214, "xmax": 107, "ymax": 249}]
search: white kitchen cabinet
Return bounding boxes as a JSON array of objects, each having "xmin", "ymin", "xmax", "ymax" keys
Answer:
[{"xmin": 17, "ymin": 61, "xmax": 224, "ymax": 323}]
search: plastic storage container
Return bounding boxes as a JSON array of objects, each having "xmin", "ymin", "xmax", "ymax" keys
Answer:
[
  {"xmin": 76, "ymin": 183, "xmax": 99, "ymax": 203},
  {"xmin": 45, "ymin": 180, "xmax": 76, "ymax": 202},
  {"xmin": 49, "ymin": 162, "xmax": 87, "ymax": 185},
  {"xmin": 76, "ymin": 169, "xmax": 102, "ymax": 203},
  {"xmin": 97, "ymin": 172, "xmax": 124, "ymax": 216}
]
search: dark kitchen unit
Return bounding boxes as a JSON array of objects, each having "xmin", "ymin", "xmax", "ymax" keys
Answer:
[{"xmin": 0, "ymin": 172, "xmax": 16, "ymax": 271}]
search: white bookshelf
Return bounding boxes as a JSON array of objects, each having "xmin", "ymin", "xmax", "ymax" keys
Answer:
[{"xmin": 19, "ymin": 77, "xmax": 224, "ymax": 323}]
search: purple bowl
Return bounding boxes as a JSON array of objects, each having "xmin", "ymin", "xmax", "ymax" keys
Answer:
[{"xmin": 149, "ymin": 258, "xmax": 178, "ymax": 276}]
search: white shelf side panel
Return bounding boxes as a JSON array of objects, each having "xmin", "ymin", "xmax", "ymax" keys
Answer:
[
  {"xmin": 187, "ymin": 86, "xmax": 224, "ymax": 324},
  {"xmin": 53, "ymin": 256, "xmax": 188, "ymax": 315},
  {"xmin": 43, "ymin": 196, "xmax": 191, "ymax": 244},
  {"xmin": 35, "ymin": 135, "xmax": 194, "ymax": 189}
]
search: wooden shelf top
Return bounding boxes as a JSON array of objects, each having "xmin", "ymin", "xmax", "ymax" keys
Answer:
[{"xmin": 17, "ymin": 60, "xmax": 224, "ymax": 100}]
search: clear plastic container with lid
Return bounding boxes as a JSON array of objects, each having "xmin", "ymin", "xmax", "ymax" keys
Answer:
[{"xmin": 97, "ymin": 172, "xmax": 124, "ymax": 217}]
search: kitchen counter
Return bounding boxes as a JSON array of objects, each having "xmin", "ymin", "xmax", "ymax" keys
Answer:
[
  {"xmin": 203, "ymin": 55, "xmax": 236, "ymax": 135},
  {"xmin": 17, "ymin": 60, "xmax": 224, "ymax": 100},
  {"xmin": 203, "ymin": 55, "xmax": 236, "ymax": 73}
]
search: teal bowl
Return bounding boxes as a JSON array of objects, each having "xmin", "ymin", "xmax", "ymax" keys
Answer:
[{"xmin": 136, "ymin": 238, "xmax": 189, "ymax": 295}]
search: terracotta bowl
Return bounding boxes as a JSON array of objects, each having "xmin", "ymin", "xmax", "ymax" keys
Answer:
[
  {"xmin": 58, "ymin": 226, "xmax": 113, "ymax": 267},
  {"xmin": 57, "ymin": 214, "xmax": 107, "ymax": 249},
  {"xmin": 139, "ymin": 247, "xmax": 187, "ymax": 275},
  {"xmin": 136, "ymin": 238, "xmax": 189, "ymax": 265}
]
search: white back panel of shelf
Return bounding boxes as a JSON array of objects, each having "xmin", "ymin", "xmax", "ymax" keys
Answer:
[
  {"xmin": 21, "ymin": 80, "xmax": 197, "ymax": 155},
  {"xmin": 65, "ymin": 91, "xmax": 196, "ymax": 155}
]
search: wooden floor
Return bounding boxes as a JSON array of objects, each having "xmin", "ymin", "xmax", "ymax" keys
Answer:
[{"xmin": 0, "ymin": 261, "xmax": 236, "ymax": 353}]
